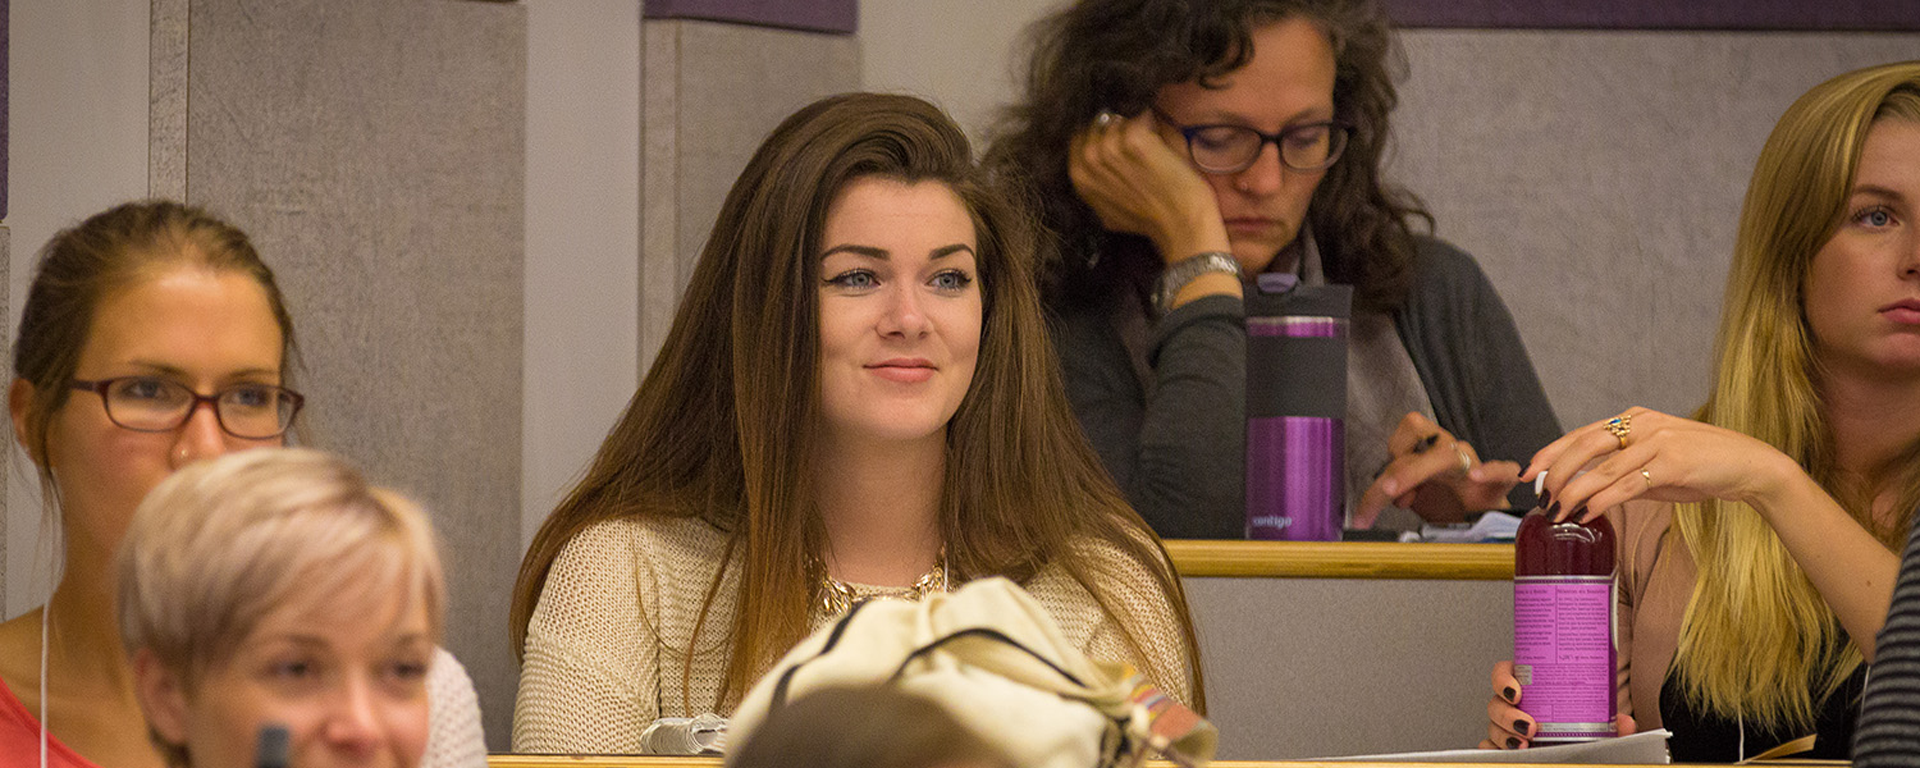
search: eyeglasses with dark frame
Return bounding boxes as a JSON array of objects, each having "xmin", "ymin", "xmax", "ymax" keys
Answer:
[
  {"xmin": 69, "ymin": 377, "xmax": 305, "ymax": 440},
  {"xmin": 1151, "ymin": 107, "xmax": 1352, "ymax": 175}
]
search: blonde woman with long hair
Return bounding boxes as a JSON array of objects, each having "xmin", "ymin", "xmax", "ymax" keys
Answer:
[{"xmin": 1484, "ymin": 61, "xmax": 1920, "ymax": 762}]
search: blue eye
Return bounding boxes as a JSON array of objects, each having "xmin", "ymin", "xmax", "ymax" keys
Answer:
[
  {"xmin": 1863, "ymin": 209, "xmax": 1893, "ymax": 227},
  {"xmin": 224, "ymin": 385, "xmax": 278, "ymax": 409},
  {"xmin": 115, "ymin": 377, "xmax": 178, "ymax": 402},
  {"xmin": 825, "ymin": 270, "xmax": 878, "ymax": 290},
  {"xmin": 930, "ymin": 270, "xmax": 973, "ymax": 292}
]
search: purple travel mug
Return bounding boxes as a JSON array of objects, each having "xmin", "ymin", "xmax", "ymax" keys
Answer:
[{"xmin": 1244, "ymin": 283, "xmax": 1351, "ymax": 541}]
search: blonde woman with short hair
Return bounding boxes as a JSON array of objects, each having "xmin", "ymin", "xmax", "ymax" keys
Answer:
[
  {"xmin": 1483, "ymin": 61, "xmax": 1920, "ymax": 762},
  {"xmin": 120, "ymin": 447, "xmax": 474, "ymax": 768}
]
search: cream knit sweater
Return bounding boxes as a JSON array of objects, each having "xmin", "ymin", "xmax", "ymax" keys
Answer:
[{"xmin": 511, "ymin": 515, "xmax": 1194, "ymax": 753}]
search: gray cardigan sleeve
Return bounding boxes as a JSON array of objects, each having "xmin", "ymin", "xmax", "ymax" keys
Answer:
[{"xmin": 1050, "ymin": 294, "xmax": 1247, "ymax": 539}]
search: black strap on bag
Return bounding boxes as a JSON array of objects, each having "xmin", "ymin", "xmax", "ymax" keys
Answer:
[
  {"xmin": 767, "ymin": 599, "xmax": 874, "ymax": 711},
  {"xmin": 886, "ymin": 626, "xmax": 1095, "ymax": 694}
]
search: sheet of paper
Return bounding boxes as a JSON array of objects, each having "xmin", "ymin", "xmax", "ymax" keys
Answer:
[{"xmin": 1319, "ymin": 729, "xmax": 1670, "ymax": 764}]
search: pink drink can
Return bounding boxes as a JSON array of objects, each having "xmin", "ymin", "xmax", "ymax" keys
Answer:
[{"xmin": 1513, "ymin": 502, "xmax": 1618, "ymax": 743}]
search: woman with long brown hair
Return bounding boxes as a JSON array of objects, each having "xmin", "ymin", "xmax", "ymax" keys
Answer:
[
  {"xmin": 987, "ymin": 0, "xmax": 1557, "ymax": 537},
  {"xmin": 510, "ymin": 92, "xmax": 1201, "ymax": 752}
]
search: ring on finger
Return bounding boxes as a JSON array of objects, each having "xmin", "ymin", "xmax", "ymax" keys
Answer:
[
  {"xmin": 1451, "ymin": 441, "xmax": 1473, "ymax": 477},
  {"xmin": 1641, "ymin": 468, "xmax": 1653, "ymax": 490},
  {"xmin": 1604, "ymin": 413, "xmax": 1633, "ymax": 450},
  {"xmin": 1094, "ymin": 110, "xmax": 1119, "ymax": 128}
]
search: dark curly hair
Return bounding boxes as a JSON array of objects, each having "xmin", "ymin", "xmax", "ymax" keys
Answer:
[{"xmin": 984, "ymin": 0, "xmax": 1432, "ymax": 314}]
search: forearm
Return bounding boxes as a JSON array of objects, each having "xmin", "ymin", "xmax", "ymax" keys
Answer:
[
  {"xmin": 1133, "ymin": 295, "xmax": 1246, "ymax": 538},
  {"xmin": 1750, "ymin": 466, "xmax": 1899, "ymax": 661}
]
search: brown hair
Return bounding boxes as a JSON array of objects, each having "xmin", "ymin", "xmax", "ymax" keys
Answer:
[
  {"xmin": 14, "ymin": 199, "xmax": 300, "ymax": 491},
  {"xmin": 985, "ymin": 0, "xmax": 1430, "ymax": 314},
  {"xmin": 512, "ymin": 92, "xmax": 1203, "ymax": 711}
]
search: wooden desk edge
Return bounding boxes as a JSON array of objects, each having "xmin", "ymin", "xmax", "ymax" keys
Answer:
[{"xmin": 1165, "ymin": 540, "xmax": 1514, "ymax": 580}]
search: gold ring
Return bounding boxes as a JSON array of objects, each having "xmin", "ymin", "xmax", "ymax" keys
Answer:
[
  {"xmin": 1453, "ymin": 442, "xmax": 1473, "ymax": 477},
  {"xmin": 1641, "ymin": 469, "xmax": 1653, "ymax": 490},
  {"xmin": 1604, "ymin": 414, "xmax": 1633, "ymax": 450}
]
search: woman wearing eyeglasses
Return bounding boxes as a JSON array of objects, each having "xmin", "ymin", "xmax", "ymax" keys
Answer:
[
  {"xmin": 0, "ymin": 201, "xmax": 482, "ymax": 768},
  {"xmin": 986, "ymin": 0, "xmax": 1557, "ymax": 538}
]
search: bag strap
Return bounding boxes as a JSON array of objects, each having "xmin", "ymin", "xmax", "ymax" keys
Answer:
[
  {"xmin": 768, "ymin": 599, "xmax": 874, "ymax": 711},
  {"xmin": 887, "ymin": 626, "xmax": 1097, "ymax": 696}
]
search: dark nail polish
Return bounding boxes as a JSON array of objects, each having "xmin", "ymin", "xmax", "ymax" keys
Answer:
[
  {"xmin": 1547, "ymin": 501, "xmax": 1561, "ymax": 518},
  {"xmin": 1572, "ymin": 506, "xmax": 1587, "ymax": 521},
  {"xmin": 1506, "ymin": 737, "xmax": 1521, "ymax": 749},
  {"xmin": 1538, "ymin": 487, "xmax": 1552, "ymax": 508},
  {"xmin": 1412, "ymin": 433, "xmax": 1440, "ymax": 454},
  {"xmin": 1502, "ymin": 686, "xmax": 1517, "ymax": 703},
  {"xmin": 1514, "ymin": 719, "xmax": 1530, "ymax": 734}
]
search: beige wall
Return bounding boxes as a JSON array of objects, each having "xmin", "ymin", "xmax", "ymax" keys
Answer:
[
  {"xmin": 522, "ymin": 0, "xmax": 643, "ymax": 548},
  {"xmin": 4, "ymin": 0, "xmax": 152, "ymax": 616}
]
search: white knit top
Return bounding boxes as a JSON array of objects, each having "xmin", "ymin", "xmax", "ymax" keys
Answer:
[
  {"xmin": 510, "ymin": 515, "xmax": 1194, "ymax": 753},
  {"xmin": 425, "ymin": 647, "xmax": 489, "ymax": 768}
]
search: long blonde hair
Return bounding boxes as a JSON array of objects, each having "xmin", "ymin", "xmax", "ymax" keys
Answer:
[{"xmin": 1672, "ymin": 60, "xmax": 1920, "ymax": 730}]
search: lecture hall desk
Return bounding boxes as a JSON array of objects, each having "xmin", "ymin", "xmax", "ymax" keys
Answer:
[{"xmin": 1167, "ymin": 541, "xmax": 1515, "ymax": 758}]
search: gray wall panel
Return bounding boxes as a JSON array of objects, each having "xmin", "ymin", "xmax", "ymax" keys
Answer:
[
  {"xmin": 148, "ymin": 0, "xmax": 185, "ymax": 200},
  {"xmin": 185, "ymin": 0, "xmax": 526, "ymax": 749},
  {"xmin": 640, "ymin": 19, "xmax": 858, "ymax": 371},
  {"xmin": 1185, "ymin": 576, "xmax": 1511, "ymax": 759},
  {"xmin": 1388, "ymin": 32, "xmax": 1920, "ymax": 428}
]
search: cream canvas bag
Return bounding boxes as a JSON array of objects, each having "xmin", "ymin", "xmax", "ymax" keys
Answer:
[{"xmin": 726, "ymin": 577, "xmax": 1215, "ymax": 768}]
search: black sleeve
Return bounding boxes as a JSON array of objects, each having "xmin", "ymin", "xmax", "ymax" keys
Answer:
[
  {"xmin": 1050, "ymin": 295, "xmax": 1246, "ymax": 539},
  {"xmin": 1853, "ymin": 507, "xmax": 1920, "ymax": 765},
  {"xmin": 1396, "ymin": 237, "xmax": 1560, "ymax": 509}
]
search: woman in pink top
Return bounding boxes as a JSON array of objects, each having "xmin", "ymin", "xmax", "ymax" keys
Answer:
[
  {"xmin": 0, "ymin": 201, "xmax": 304, "ymax": 768},
  {"xmin": 1482, "ymin": 61, "xmax": 1920, "ymax": 762}
]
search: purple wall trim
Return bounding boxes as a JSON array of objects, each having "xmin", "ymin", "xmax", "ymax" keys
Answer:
[
  {"xmin": 1380, "ymin": 0, "xmax": 1920, "ymax": 31},
  {"xmin": 643, "ymin": 0, "xmax": 856, "ymax": 34}
]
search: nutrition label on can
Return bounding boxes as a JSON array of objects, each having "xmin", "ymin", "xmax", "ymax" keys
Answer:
[{"xmin": 1514, "ymin": 576, "xmax": 1614, "ymax": 732}]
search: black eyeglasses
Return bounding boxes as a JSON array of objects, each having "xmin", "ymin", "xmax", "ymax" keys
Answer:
[
  {"xmin": 1152, "ymin": 107, "xmax": 1351, "ymax": 174},
  {"xmin": 69, "ymin": 377, "xmax": 305, "ymax": 439}
]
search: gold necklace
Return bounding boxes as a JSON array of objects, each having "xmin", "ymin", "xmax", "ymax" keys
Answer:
[{"xmin": 817, "ymin": 550, "xmax": 950, "ymax": 616}]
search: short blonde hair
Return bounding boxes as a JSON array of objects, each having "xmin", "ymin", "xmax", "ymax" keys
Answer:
[{"xmin": 116, "ymin": 448, "xmax": 446, "ymax": 678}]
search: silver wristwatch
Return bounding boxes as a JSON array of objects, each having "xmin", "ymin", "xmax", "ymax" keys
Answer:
[{"xmin": 1152, "ymin": 251, "xmax": 1243, "ymax": 315}]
